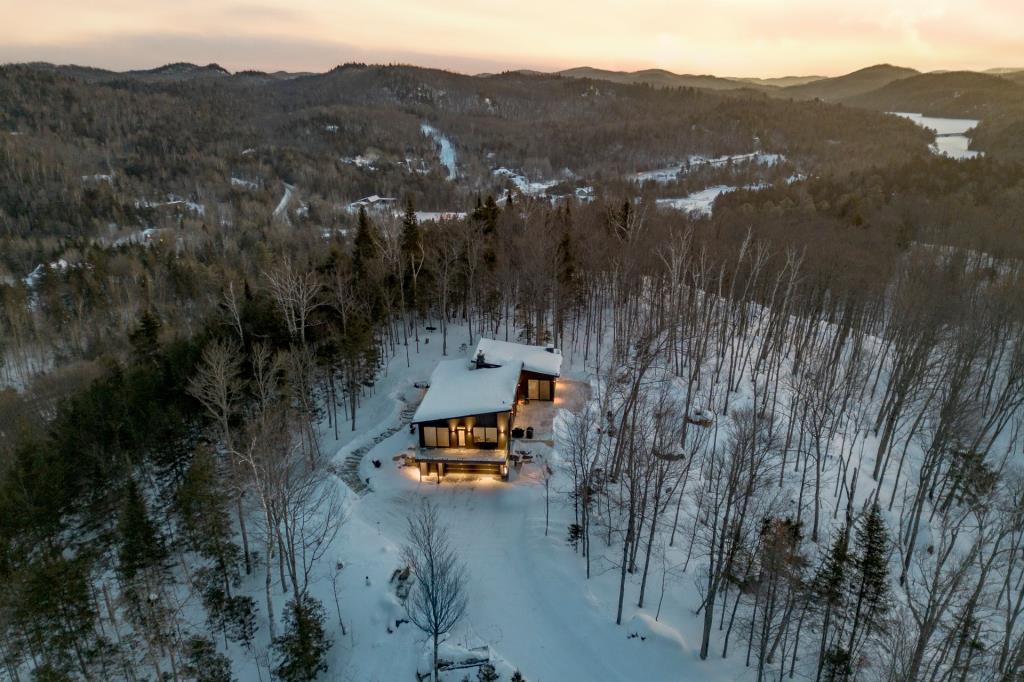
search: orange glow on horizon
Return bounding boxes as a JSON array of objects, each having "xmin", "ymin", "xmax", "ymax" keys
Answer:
[{"xmin": 1, "ymin": 1, "xmax": 1021, "ymax": 78}]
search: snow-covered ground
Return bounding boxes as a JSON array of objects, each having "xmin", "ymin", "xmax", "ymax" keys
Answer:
[
  {"xmin": 633, "ymin": 152, "xmax": 783, "ymax": 183},
  {"xmin": 340, "ymin": 155, "xmax": 377, "ymax": 170},
  {"xmin": 220, "ymin": 327, "xmax": 745, "ymax": 681},
  {"xmin": 889, "ymin": 112, "xmax": 983, "ymax": 160},
  {"xmin": 656, "ymin": 183, "xmax": 767, "ymax": 216},
  {"xmin": 415, "ymin": 211, "xmax": 468, "ymax": 222},
  {"xmin": 421, "ymin": 123, "xmax": 458, "ymax": 180},
  {"xmin": 273, "ymin": 182, "xmax": 295, "ymax": 222},
  {"xmin": 134, "ymin": 195, "xmax": 206, "ymax": 215},
  {"xmin": 492, "ymin": 168, "xmax": 560, "ymax": 197},
  {"xmin": 230, "ymin": 176, "xmax": 259, "ymax": 190}
]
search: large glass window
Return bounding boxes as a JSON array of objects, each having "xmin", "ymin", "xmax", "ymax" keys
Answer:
[
  {"xmin": 422, "ymin": 426, "xmax": 451, "ymax": 447},
  {"xmin": 473, "ymin": 426, "xmax": 499, "ymax": 443},
  {"xmin": 528, "ymin": 379, "xmax": 539, "ymax": 400}
]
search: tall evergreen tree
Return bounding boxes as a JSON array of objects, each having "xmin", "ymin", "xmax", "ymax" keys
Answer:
[
  {"xmin": 352, "ymin": 206, "xmax": 379, "ymax": 281},
  {"xmin": 401, "ymin": 197, "xmax": 422, "ymax": 309},
  {"xmin": 814, "ymin": 524, "xmax": 850, "ymax": 682},
  {"xmin": 182, "ymin": 636, "xmax": 233, "ymax": 682},
  {"xmin": 129, "ymin": 310, "xmax": 162, "ymax": 365},
  {"xmin": 117, "ymin": 479, "xmax": 167, "ymax": 583},
  {"xmin": 272, "ymin": 593, "xmax": 332, "ymax": 682},
  {"xmin": 846, "ymin": 501, "xmax": 890, "ymax": 664}
]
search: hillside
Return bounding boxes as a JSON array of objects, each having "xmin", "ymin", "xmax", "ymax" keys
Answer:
[
  {"xmin": 2, "ymin": 50, "xmax": 1024, "ymax": 682},
  {"xmin": 729, "ymin": 74, "xmax": 824, "ymax": 87},
  {"xmin": 0, "ymin": 62, "xmax": 933, "ymax": 248},
  {"xmin": 842, "ymin": 70, "xmax": 1024, "ymax": 119},
  {"xmin": 996, "ymin": 70, "xmax": 1024, "ymax": 86},
  {"xmin": 556, "ymin": 66, "xmax": 768, "ymax": 91},
  {"xmin": 779, "ymin": 63, "xmax": 919, "ymax": 100}
]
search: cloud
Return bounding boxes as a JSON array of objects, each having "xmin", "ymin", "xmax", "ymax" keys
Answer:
[
  {"xmin": 0, "ymin": 32, "xmax": 547, "ymax": 74},
  {"xmin": 1, "ymin": 0, "xmax": 1021, "ymax": 77}
]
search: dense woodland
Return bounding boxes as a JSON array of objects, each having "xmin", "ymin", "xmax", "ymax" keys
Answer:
[{"xmin": 1, "ymin": 62, "xmax": 1023, "ymax": 681}]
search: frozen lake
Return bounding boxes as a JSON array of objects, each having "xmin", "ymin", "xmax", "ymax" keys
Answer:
[{"xmin": 891, "ymin": 112, "xmax": 983, "ymax": 160}]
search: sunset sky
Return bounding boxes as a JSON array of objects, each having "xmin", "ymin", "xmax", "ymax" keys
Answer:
[{"xmin": 1, "ymin": 0, "xmax": 1021, "ymax": 77}]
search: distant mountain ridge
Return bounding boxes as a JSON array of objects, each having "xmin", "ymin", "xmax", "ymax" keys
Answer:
[
  {"xmin": 19, "ymin": 60, "xmax": 1024, "ymax": 124},
  {"xmin": 555, "ymin": 66, "xmax": 772, "ymax": 91},
  {"xmin": 843, "ymin": 71, "xmax": 1024, "ymax": 119},
  {"xmin": 779, "ymin": 64, "xmax": 920, "ymax": 100}
]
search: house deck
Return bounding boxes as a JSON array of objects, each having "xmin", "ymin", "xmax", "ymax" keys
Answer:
[
  {"xmin": 415, "ymin": 447, "xmax": 509, "ymax": 464},
  {"xmin": 414, "ymin": 446, "xmax": 509, "ymax": 480}
]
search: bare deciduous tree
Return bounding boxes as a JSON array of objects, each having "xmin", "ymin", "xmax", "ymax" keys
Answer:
[{"xmin": 402, "ymin": 500, "xmax": 469, "ymax": 682}]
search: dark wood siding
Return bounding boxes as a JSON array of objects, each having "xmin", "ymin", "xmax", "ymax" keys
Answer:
[
  {"xmin": 416, "ymin": 410, "xmax": 513, "ymax": 449},
  {"xmin": 516, "ymin": 370, "xmax": 557, "ymax": 402}
]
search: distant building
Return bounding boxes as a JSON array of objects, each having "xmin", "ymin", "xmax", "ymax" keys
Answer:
[{"xmin": 346, "ymin": 195, "xmax": 397, "ymax": 213}]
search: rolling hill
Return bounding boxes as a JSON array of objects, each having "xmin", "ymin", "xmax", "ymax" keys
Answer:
[
  {"xmin": 556, "ymin": 66, "xmax": 768, "ymax": 91},
  {"xmin": 842, "ymin": 71, "xmax": 1024, "ymax": 119},
  {"xmin": 778, "ymin": 64, "xmax": 919, "ymax": 101}
]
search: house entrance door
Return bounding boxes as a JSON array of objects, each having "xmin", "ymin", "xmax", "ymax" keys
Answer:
[
  {"xmin": 528, "ymin": 379, "xmax": 539, "ymax": 400},
  {"xmin": 457, "ymin": 428, "xmax": 466, "ymax": 446}
]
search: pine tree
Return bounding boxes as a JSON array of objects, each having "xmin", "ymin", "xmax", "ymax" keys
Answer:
[
  {"xmin": 15, "ymin": 552, "xmax": 106, "ymax": 679},
  {"xmin": 177, "ymin": 446, "xmax": 238, "ymax": 569},
  {"xmin": 117, "ymin": 479, "xmax": 167, "ymax": 583},
  {"xmin": 821, "ymin": 646, "xmax": 852, "ymax": 682},
  {"xmin": 352, "ymin": 206, "xmax": 379, "ymax": 281},
  {"xmin": 813, "ymin": 524, "xmax": 849, "ymax": 682},
  {"xmin": 846, "ymin": 501, "xmax": 890, "ymax": 663},
  {"xmin": 401, "ymin": 197, "xmax": 420, "ymax": 258},
  {"xmin": 182, "ymin": 636, "xmax": 233, "ymax": 682},
  {"xmin": 272, "ymin": 593, "xmax": 332, "ymax": 682},
  {"xmin": 401, "ymin": 198, "xmax": 422, "ymax": 309},
  {"xmin": 477, "ymin": 663, "xmax": 500, "ymax": 681},
  {"xmin": 129, "ymin": 310, "xmax": 162, "ymax": 364},
  {"xmin": 118, "ymin": 480, "xmax": 177, "ymax": 678}
]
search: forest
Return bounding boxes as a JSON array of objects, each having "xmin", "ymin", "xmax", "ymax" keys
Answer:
[{"xmin": 1, "ymin": 62, "xmax": 1023, "ymax": 681}]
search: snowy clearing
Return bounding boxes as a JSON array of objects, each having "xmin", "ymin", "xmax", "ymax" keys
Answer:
[
  {"xmin": 633, "ymin": 152, "xmax": 783, "ymax": 183},
  {"xmin": 421, "ymin": 123, "xmax": 459, "ymax": 180}
]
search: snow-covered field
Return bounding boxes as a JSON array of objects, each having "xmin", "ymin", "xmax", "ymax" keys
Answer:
[
  {"xmin": 656, "ymin": 183, "xmax": 767, "ymax": 216},
  {"xmin": 633, "ymin": 152, "xmax": 783, "ymax": 184}
]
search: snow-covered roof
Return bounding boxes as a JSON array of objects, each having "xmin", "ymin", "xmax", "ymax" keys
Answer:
[
  {"xmin": 412, "ymin": 360, "xmax": 522, "ymax": 423},
  {"xmin": 474, "ymin": 338, "xmax": 562, "ymax": 377}
]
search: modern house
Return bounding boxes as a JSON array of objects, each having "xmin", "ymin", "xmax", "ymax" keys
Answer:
[
  {"xmin": 473, "ymin": 337, "xmax": 561, "ymax": 403},
  {"xmin": 411, "ymin": 339, "xmax": 562, "ymax": 480}
]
